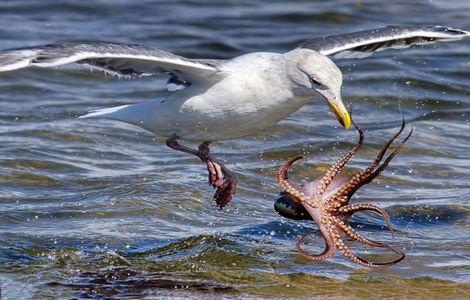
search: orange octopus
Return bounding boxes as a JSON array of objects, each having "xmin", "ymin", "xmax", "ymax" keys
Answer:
[{"xmin": 275, "ymin": 119, "xmax": 412, "ymax": 267}]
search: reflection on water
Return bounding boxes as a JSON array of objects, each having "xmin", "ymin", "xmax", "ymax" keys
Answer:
[{"xmin": 0, "ymin": 0, "xmax": 469, "ymax": 298}]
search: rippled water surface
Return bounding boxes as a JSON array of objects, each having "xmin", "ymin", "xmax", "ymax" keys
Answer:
[{"xmin": 0, "ymin": 1, "xmax": 469, "ymax": 299}]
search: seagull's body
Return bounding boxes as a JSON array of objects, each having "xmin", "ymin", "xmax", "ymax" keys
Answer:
[
  {"xmin": 84, "ymin": 52, "xmax": 302, "ymax": 140},
  {"xmin": 82, "ymin": 50, "xmax": 337, "ymax": 141},
  {"xmin": 0, "ymin": 25, "xmax": 468, "ymax": 207}
]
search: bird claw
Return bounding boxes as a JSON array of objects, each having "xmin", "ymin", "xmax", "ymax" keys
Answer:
[
  {"xmin": 205, "ymin": 159, "xmax": 237, "ymax": 208},
  {"xmin": 206, "ymin": 160, "xmax": 224, "ymax": 188},
  {"xmin": 166, "ymin": 137, "xmax": 238, "ymax": 209},
  {"xmin": 213, "ymin": 174, "xmax": 238, "ymax": 209}
]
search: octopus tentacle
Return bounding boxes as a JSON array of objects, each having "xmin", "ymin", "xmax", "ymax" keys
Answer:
[
  {"xmin": 330, "ymin": 227, "xmax": 370, "ymax": 267},
  {"xmin": 276, "ymin": 156, "xmax": 318, "ymax": 207},
  {"xmin": 324, "ymin": 194, "xmax": 349, "ymax": 210},
  {"xmin": 315, "ymin": 121, "xmax": 364, "ymax": 200},
  {"xmin": 363, "ymin": 117, "xmax": 406, "ymax": 174},
  {"xmin": 331, "ymin": 215, "xmax": 404, "ymax": 263},
  {"xmin": 334, "ymin": 124, "xmax": 412, "ymax": 201},
  {"xmin": 338, "ymin": 204, "xmax": 394, "ymax": 237},
  {"xmin": 359, "ymin": 128, "xmax": 413, "ymax": 186},
  {"xmin": 296, "ymin": 209, "xmax": 337, "ymax": 261},
  {"xmin": 331, "ymin": 227, "xmax": 405, "ymax": 268},
  {"xmin": 296, "ymin": 231, "xmax": 336, "ymax": 261},
  {"xmin": 341, "ymin": 128, "xmax": 413, "ymax": 201},
  {"xmin": 331, "ymin": 215, "xmax": 388, "ymax": 248}
]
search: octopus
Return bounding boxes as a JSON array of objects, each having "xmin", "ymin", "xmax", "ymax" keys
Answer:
[{"xmin": 274, "ymin": 119, "xmax": 412, "ymax": 267}]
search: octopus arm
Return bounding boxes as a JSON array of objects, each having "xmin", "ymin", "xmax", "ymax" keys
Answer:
[
  {"xmin": 338, "ymin": 204, "xmax": 394, "ymax": 237},
  {"xmin": 331, "ymin": 227, "xmax": 405, "ymax": 268}
]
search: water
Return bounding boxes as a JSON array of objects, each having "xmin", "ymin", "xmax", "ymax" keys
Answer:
[{"xmin": 0, "ymin": 0, "xmax": 469, "ymax": 298}]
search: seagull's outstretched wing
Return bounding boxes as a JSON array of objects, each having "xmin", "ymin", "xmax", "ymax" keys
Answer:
[
  {"xmin": 0, "ymin": 42, "xmax": 223, "ymax": 82},
  {"xmin": 301, "ymin": 26, "xmax": 469, "ymax": 59}
]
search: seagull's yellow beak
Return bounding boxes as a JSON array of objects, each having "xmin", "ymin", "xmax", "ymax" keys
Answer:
[{"xmin": 327, "ymin": 98, "xmax": 351, "ymax": 129}]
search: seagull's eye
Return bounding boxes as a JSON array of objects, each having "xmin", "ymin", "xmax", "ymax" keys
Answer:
[
  {"xmin": 309, "ymin": 76, "xmax": 322, "ymax": 87},
  {"xmin": 300, "ymin": 70, "xmax": 323, "ymax": 88}
]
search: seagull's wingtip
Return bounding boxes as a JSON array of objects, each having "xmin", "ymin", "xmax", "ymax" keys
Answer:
[{"xmin": 436, "ymin": 26, "xmax": 470, "ymax": 38}]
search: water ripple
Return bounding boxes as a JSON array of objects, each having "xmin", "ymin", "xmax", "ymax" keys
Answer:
[{"xmin": 0, "ymin": 0, "xmax": 469, "ymax": 298}]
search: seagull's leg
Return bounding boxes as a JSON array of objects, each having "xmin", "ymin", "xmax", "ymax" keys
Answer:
[
  {"xmin": 166, "ymin": 138, "xmax": 238, "ymax": 209},
  {"xmin": 166, "ymin": 137, "xmax": 199, "ymax": 156}
]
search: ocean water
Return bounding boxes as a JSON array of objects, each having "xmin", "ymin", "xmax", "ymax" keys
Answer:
[{"xmin": 0, "ymin": 1, "xmax": 469, "ymax": 299}]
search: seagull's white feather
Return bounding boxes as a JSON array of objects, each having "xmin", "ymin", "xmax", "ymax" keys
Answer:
[
  {"xmin": 0, "ymin": 42, "xmax": 222, "ymax": 83},
  {"xmin": 302, "ymin": 25, "xmax": 469, "ymax": 58}
]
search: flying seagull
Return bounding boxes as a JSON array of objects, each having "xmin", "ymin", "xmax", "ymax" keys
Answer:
[{"xmin": 0, "ymin": 25, "xmax": 468, "ymax": 208}]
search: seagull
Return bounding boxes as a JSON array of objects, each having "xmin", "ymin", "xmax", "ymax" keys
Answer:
[{"xmin": 0, "ymin": 25, "xmax": 468, "ymax": 208}]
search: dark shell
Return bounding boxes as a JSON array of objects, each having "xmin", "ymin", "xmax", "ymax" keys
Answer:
[{"xmin": 274, "ymin": 191, "xmax": 312, "ymax": 220}]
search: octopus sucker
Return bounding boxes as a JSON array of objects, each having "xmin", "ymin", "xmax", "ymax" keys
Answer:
[{"xmin": 275, "ymin": 119, "xmax": 411, "ymax": 267}]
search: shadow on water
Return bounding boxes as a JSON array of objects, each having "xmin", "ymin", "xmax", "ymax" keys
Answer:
[{"xmin": 49, "ymin": 268, "xmax": 234, "ymax": 299}]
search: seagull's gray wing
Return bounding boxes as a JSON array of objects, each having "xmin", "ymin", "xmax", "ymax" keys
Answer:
[
  {"xmin": 301, "ymin": 25, "xmax": 469, "ymax": 59},
  {"xmin": 0, "ymin": 42, "xmax": 223, "ymax": 83}
]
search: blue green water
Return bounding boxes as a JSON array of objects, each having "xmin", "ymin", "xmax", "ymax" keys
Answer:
[{"xmin": 0, "ymin": 1, "xmax": 469, "ymax": 298}]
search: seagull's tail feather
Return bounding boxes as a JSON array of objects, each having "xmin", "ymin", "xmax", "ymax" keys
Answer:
[
  {"xmin": 78, "ymin": 102, "xmax": 162, "ymax": 136},
  {"xmin": 79, "ymin": 105, "xmax": 130, "ymax": 119}
]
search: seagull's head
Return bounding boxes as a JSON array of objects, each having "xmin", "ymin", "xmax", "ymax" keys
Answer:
[{"xmin": 285, "ymin": 48, "xmax": 350, "ymax": 129}]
